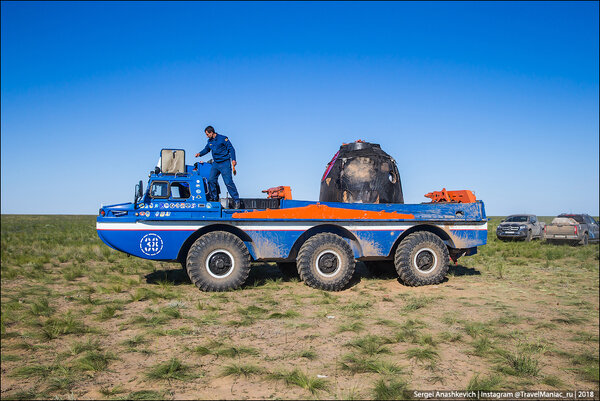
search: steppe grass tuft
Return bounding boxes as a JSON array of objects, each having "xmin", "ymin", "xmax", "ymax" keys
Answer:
[
  {"xmin": 340, "ymin": 354, "xmax": 403, "ymax": 375},
  {"xmin": 73, "ymin": 350, "xmax": 117, "ymax": 372},
  {"xmin": 221, "ymin": 363, "xmax": 263, "ymax": 377},
  {"xmin": 268, "ymin": 368, "xmax": 329, "ymax": 394},
  {"xmin": 99, "ymin": 385, "xmax": 126, "ymax": 396},
  {"xmin": 405, "ymin": 347, "xmax": 439, "ymax": 364},
  {"xmin": 1, "ymin": 354, "xmax": 21, "ymax": 362},
  {"xmin": 130, "ymin": 287, "xmax": 171, "ymax": 302},
  {"xmin": 146, "ymin": 358, "xmax": 196, "ymax": 381},
  {"xmin": 128, "ymin": 390, "xmax": 166, "ymax": 400},
  {"xmin": 440, "ymin": 331, "xmax": 463, "ymax": 343},
  {"xmin": 466, "ymin": 373, "xmax": 502, "ymax": 391},
  {"xmin": 268, "ymin": 310, "xmax": 300, "ymax": 319},
  {"xmin": 495, "ymin": 350, "xmax": 540, "ymax": 377},
  {"xmin": 3, "ymin": 390, "xmax": 46, "ymax": 400},
  {"xmin": 542, "ymin": 375, "xmax": 565, "ymax": 388},
  {"xmin": 62, "ymin": 265, "xmax": 84, "ymax": 281},
  {"xmin": 571, "ymin": 331, "xmax": 599, "ymax": 343},
  {"xmin": 122, "ymin": 334, "xmax": 148, "ymax": 349},
  {"xmin": 98, "ymin": 305, "xmax": 119, "ymax": 321},
  {"xmin": 338, "ymin": 321, "xmax": 365, "ymax": 333},
  {"xmin": 403, "ymin": 295, "xmax": 436, "ymax": 311},
  {"xmin": 38, "ymin": 312, "xmax": 92, "ymax": 340},
  {"xmin": 67, "ymin": 338, "xmax": 101, "ymax": 356},
  {"xmin": 463, "ymin": 321, "xmax": 494, "ymax": 338},
  {"xmin": 216, "ymin": 345, "xmax": 259, "ymax": 358},
  {"xmin": 190, "ymin": 340, "xmax": 258, "ymax": 358},
  {"xmin": 393, "ymin": 319, "xmax": 426, "ymax": 343},
  {"xmin": 29, "ymin": 298, "xmax": 54, "ymax": 317},
  {"xmin": 346, "ymin": 335, "xmax": 392, "ymax": 355},
  {"xmin": 372, "ymin": 378, "xmax": 410, "ymax": 400},
  {"xmin": 471, "ymin": 336, "xmax": 493, "ymax": 356},
  {"xmin": 298, "ymin": 349, "xmax": 317, "ymax": 360},
  {"xmin": 569, "ymin": 352, "xmax": 600, "ymax": 383},
  {"xmin": 12, "ymin": 364, "xmax": 55, "ymax": 379}
]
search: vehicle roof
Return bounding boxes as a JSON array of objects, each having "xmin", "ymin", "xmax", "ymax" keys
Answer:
[{"xmin": 506, "ymin": 214, "xmax": 535, "ymax": 217}]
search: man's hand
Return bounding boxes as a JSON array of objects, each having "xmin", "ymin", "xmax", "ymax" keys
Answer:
[
  {"xmin": 195, "ymin": 153, "xmax": 200, "ymax": 157},
  {"xmin": 232, "ymin": 160, "xmax": 237, "ymax": 167}
]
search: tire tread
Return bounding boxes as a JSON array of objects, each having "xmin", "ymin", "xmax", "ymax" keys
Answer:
[
  {"xmin": 394, "ymin": 231, "xmax": 449, "ymax": 286},
  {"xmin": 297, "ymin": 233, "xmax": 355, "ymax": 291},
  {"xmin": 186, "ymin": 231, "xmax": 251, "ymax": 292}
]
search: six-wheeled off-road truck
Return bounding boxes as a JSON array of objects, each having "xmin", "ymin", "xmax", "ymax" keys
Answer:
[{"xmin": 97, "ymin": 148, "xmax": 488, "ymax": 292}]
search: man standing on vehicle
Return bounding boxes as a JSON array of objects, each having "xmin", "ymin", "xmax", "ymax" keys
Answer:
[{"xmin": 195, "ymin": 125, "xmax": 241, "ymax": 209}]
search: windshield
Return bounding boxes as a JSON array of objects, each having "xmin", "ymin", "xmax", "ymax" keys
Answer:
[
  {"xmin": 559, "ymin": 214, "xmax": 584, "ymax": 223},
  {"xmin": 505, "ymin": 216, "xmax": 528, "ymax": 223}
]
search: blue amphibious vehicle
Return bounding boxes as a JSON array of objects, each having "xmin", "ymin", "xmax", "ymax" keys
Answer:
[{"xmin": 97, "ymin": 148, "xmax": 487, "ymax": 292}]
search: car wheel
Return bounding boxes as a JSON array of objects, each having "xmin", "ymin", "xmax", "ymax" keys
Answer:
[
  {"xmin": 186, "ymin": 231, "xmax": 251, "ymax": 291},
  {"xmin": 297, "ymin": 233, "xmax": 355, "ymax": 291},
  {"xmin": 394, "ymin": 232, "xmax": 449, "ymax": 286}
]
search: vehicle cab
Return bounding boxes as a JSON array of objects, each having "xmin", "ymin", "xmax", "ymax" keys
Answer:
[{"xmin": 98, "ymin": 149, "xmax": 222, "ymax": 222}]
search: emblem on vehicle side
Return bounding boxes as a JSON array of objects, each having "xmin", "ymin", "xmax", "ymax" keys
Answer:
[{"xmin": 140, "ymin": 233, "xmax": 163, "ymax": 256}]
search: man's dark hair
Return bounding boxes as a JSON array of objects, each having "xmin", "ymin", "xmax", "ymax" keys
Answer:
[{"xmin": 205, "ymin": 126, "xmax": 215, "ymax": 134}]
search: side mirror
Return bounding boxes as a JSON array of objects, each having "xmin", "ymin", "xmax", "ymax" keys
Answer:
[{"xmin": 134, "ymin": 180, "xmax": 144, "ymax": 208}]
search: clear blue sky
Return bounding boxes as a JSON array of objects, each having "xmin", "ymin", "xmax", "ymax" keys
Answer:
[{"xmin": 2, "ymin": 1, "xmax": 598, "ymax": 216}]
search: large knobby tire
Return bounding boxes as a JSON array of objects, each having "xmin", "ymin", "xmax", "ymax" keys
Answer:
[
  {"xmin": 186, "ymin": 231, "xmax": 251, "ymax": 292},
  {"xmin": 394, "ymin": 232, "xmax": 449, "ymax": 286},
  {"xmin": 524, "ymin": 230, "xmax": 532, "ymax": 242},
  {"xmin": 580, "ymin": 233, "xmax": 589, "ymax": 246},
  {"xmin": 297, "ymin": 233, "xmax": 355, "ymax": 291}
]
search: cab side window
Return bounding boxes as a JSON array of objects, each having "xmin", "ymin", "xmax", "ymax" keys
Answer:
[
  {"xmin": 150, "ymin": 182, "xmax": 169, "ymax": 198},
  {"xmin": 171, "ymin": 182, "xmax": 190, "ymax": 199}
]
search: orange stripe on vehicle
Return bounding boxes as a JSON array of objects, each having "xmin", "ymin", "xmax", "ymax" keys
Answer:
[{"xmin": 232, "ymin": 204, "xmax": 414, "ymax": 220}]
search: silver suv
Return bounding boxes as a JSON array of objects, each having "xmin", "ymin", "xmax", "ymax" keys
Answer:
[{"xmin": 496, "ymin": 214, "xmax": 545, "ymax": 242}]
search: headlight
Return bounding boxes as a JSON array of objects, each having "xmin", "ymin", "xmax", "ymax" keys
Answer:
[{"xmin": 519, "ymin": 225, "xmax": 527, "ymax": 230}]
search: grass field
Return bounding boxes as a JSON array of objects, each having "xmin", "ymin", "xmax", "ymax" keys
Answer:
[{"xmin": 1, "ymin": 215, "xmax": 598, "ymax": 400}]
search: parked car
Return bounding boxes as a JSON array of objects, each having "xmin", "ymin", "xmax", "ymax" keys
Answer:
[
  {"xmin": 496, "ymin": 214, "xmax": 545, "ymax": 242},
  {"xmin": 545, "ymin": 213, "xmax": 599, "ymax": 245}
]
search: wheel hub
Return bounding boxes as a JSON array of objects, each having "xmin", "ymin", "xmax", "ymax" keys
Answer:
[
  {"xmin": 414, "ymin": 249, "xmax": 436, "ymax": 273},
  {"xmin": 207, "ymin": 251, "xmax": 233, "ymax": 277},
  {"xmin": 317, "ymin": 252, "xmax": 339, "ymax": 274}
]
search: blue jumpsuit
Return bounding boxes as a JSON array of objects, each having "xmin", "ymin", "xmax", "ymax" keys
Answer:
[{"xmin": 197, "ymin": 134, "xmax": 240, "ymax": 202}]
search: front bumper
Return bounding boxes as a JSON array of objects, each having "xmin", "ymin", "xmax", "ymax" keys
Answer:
[{"xmin": 496, "ymin": 230, "xmax": 528, "ymax": 239}]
